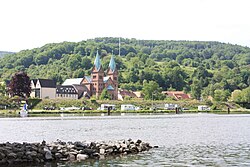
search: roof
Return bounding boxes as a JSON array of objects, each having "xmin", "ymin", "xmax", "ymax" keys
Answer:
[
  {"xmin": 56, "ymin": 85, "xmax": 78, "ymax": 94},
  {"xmin": 62, "ymin": 78, "xmax": 83, "ymax": 86},
  {"xmin": 109, "ymin": 54, "xmax": 116, "ymax": 72},
  {"xmin": 84, "ymin": 76, "xmax": 92, "ymax": 83},
  {"xmin": 94, "ymin": 51, "xmax": 101, "ymax": 71},
  {"xmin": 162, "ymin": 91, "xmax": 191, "ymax": 100},
  {"xmin": 106, "ymin": 85, "xmax": 114, "ymax": 90},
  {"xmin": 104, "ymin": 76, "xmax": 109, "ymax": 83},
  {"xmin": 32, "ymin": 79, "xmax": 56, "ymax": 88},
  {"xmin": 119, "ymin": 89, "xmax": 137, "ymax": 98}
]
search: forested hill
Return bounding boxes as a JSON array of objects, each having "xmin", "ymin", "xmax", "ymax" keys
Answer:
[{"xmin": 0, "ymin": 37, "xmax": 249, "ymax": 100}]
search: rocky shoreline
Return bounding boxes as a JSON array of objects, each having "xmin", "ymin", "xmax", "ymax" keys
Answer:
[{"xmin": 0, "ymin": 139, "xmax": 155, "ymax": 166}]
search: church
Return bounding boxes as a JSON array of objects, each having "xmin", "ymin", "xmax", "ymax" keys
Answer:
[
  {"xmin": 82, "ymin": 51, "xmax": 118, "ymax": 100},
  {"xmin": 56, "ymin": 51, "xmax": 119, "ymax": 100}
]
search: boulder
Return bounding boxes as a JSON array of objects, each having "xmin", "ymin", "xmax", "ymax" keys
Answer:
[
  {"xmin": 99, "ymin": 149, "xmax": 105, "ymax": 155},
  {"xmin": 7, "ymin": 152, "xmax": 17, "ymax": 159},
  {"xmin": 68, "ymin": 153, "xmax": 75, "ymax": 161},
  {"xmin": 45, "ymin": 151, "xmax": 52, "ymax": 160},
  {"xmin": 76, "ymin": 154, "xmax": 88, "ymax": 161}
]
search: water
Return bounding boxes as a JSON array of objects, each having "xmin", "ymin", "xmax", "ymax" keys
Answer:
[{"xmin": 1, "ymin": 113, "xmax": 250, "ymax": 166}]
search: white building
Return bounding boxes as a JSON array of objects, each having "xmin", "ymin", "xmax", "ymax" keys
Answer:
[{"xmin": 30, "ymin": 79, "xmax": 56, "ymax": 99}]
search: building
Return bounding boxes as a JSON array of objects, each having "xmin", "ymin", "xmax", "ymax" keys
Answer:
[
  {"xmin": 30, "ymin": 79, "xmax": 56, "ymax": 99},
  {"xmin": 81, "ymin": 51, "xmax": 118, "ymax": 100},
  {"xmin": 56, "ymin": 51, "xmax": 118, "ymax": 100},
  {"xmin": 118, "ymin": 89, "xmax": 138, "ymax": 101},
  {"xmin": 162, "ymin": 91, "xmax": 191, "ymax": 100},
  {"xmin": 56, "ymin": 84, "xmax": 89, "ymax": 99}
]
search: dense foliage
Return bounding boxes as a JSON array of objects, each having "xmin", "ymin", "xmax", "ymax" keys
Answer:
[
  {"xmin": 0, "ymin": 37, "xmax": 249, "ymax": 103},
  {"xmin": 8, "ymin": 71, "xmax": 31, "ymax": 98}
]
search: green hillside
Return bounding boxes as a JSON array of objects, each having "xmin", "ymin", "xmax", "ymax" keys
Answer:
[{"xmin": 0, "ymin": 37, "xmax": 249, "ymax": 101}]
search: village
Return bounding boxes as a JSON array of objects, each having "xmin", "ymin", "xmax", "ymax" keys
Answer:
[{"xmin": 0, "ymin": 51, "xmax": 214, "ymax": 115}]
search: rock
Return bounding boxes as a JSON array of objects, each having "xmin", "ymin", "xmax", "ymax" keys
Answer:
[
  {"xmin": 0, "ymin": 139, "xmax": 153, "ymax": 164},
  {"xmin": 55, "ymin": 153, "xmax": 62, "ymax": 159},
  {"xmin": 80, "ymin": 148, "xmax": 95, "ymax": 156},
  {"xmin": 99, "ymin": 149, "xmax": 105, "ymax": 155},
  {"xmin": 76, "ymin": 154, "xmax": 88, "ymax": 161},
  {"xmin": 136, "ymin": 139, "xmax": 142, "ymax": 144},
  {"xmin": 74, "ymin": 142, "xmax": 87, "ymax": 149},
  {"xmin": 68, "ymin": 153, "xmax": 75, "ymax": 161},
  {"xmin": 30, "ymin": 151, "xmax": 38, "ymax": 157},
  {"xmin": 7, "ymin": 152, "xmax": 17, "ymax": 159},
  {"xmin": 0, "ymin": 152, "xmax": 6, "ymax": 159},
  {"xmin": 121, "ymin": 144, "xmax": 127, "ymax": 148},
  {"xmin": 106, "ymin": 148, "xmax": 113, "ymax": 154},
  {"xmin": 45, "ymin": 151, "xmax": 52, "ymax": 160},
  {"xmin": 42, "ymin": 140, "xmax": 46, "ymax": 146},
  {"xmin": 92, "ymin": 152, "xmax": 100, "ymax": 157}
]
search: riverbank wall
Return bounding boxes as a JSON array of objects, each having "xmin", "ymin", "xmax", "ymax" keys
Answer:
[{"xmin": 0, "ymin": 139, "xmax": 153, "ymax": 166}]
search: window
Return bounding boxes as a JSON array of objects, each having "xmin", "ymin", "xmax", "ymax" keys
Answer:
[
  {"xmin": 114, "ymin": 77, "xmax": 117, "ymax": 81},
  {"xmin": 99, "ymin": 76, "xmax": 103, "ymax": 79},
  {"xmin": 93, "ymin": 75, "xmax": 96, "ymax": 79}
]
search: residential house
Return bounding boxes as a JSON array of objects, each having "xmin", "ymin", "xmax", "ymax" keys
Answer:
[
  {"xmin": 30, "ymin": 79, "xmax": 56, "ymax": 99},
  {"xmin": 56, "ymin": 84, "xmax": 88, "ymax": 99},
  {"xmin": 162, "ymin": 91, "xmax": 191, "ymax": 100}
]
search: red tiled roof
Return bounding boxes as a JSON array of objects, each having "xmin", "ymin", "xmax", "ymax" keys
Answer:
[{"xmin": 162, "ymin": 91, "xmax": 191, "ymax": 100}]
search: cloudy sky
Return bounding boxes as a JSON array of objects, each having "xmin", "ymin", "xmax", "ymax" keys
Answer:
[{"xmin": 1, "ymin": 0, "xmax": 250, "ymax": 52}]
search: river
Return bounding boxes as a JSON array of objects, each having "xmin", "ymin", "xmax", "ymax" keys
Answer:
[{"xmin": 0, "ymin": 113, "xmax": 250, "ymax": 166}]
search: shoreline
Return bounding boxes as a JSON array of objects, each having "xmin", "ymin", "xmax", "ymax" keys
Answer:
[{"xmin": 0, "ymin": 109, "xmax": 250, "ymax": 117}]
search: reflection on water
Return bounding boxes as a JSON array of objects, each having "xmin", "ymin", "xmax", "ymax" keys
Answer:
[{"xmin": 0, "ymin": 114, "xmax": 250, "ymax": 166}]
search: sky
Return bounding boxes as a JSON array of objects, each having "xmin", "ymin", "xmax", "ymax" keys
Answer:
[{"xmin": 0, "ymin": 0, "xmax": 250, "ymax": 52}]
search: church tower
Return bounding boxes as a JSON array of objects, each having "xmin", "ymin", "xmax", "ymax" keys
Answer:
[
  {"xmin": 91, "ymin": 51, "xmax": 104, "ymax": 98},
  {"xmin": 107, "ymin": 54, "xmax": 118, "ymax": 99}
]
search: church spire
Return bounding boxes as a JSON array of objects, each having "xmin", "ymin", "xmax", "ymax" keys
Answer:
[
  {"xmin": 109, "ymin": 52, "xmax": 116, "ymax": 73},
  {"xmin": 94, "ymin": 50, "xmax": 101, "ymax": 71}
]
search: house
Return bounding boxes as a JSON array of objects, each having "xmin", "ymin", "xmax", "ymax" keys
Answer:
[
  {"xmin": 30, "ymin": 79, "xmax": 56, "ymax": 99},
  {"xmin": 56, "ymin": 85, "xmax": 88, "ymax": 99},
  {"xmin": 118, "ymin": 89, "xmax": 137, "ymax": 101},
  {"xmin": 162, "ymin": 91, "xmax": 191, "ymax": 100}
]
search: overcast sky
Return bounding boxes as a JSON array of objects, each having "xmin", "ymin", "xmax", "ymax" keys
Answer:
[{"xmin": 1, "ymin": 0, "xmax": 250, "ymax": 52}]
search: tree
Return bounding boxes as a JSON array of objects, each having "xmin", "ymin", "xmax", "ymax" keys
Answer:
[
  {"xmin": 9, "ymin": 71, "xmax": 31, "ymax": 98},
  {"xmin": 142, "ymin": 81, "xmax": 164, "ymax": 100},
  {"xmin": 213, "ymin": 89, "xmax": 230, "ymax": 102},
  {"xmin": 99, "ymin": 88, "xmax": 111, "ymax": 100},
  {"xmin": 241, "ymin": 87, "xmax": 250, "ymax": 103},
  {"xmin": 191, "ymin": 78, "xmax": 202, "ymax": 100},
  {"xmin": 231, "ymin": 90, "xmax": 242, "ymax": 103}
]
